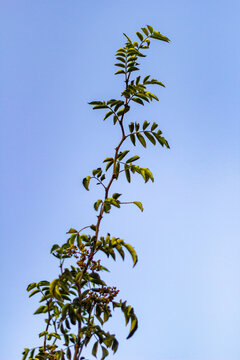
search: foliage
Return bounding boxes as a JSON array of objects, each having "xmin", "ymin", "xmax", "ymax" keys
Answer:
[{"xmin": 23, "ymin": 25, "xmax": 170, "ymax": 360}]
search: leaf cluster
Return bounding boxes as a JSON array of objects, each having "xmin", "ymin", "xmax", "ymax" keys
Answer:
[{"xmin": 23, "ymin": 25, "xmax": 170, "ymax": 360}]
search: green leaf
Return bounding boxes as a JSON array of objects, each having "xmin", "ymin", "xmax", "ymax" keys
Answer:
[
  {"xmin": 150, "ymin": 79, "xmax": 165, "ymax": 87},
  {"xmin": 39, "ymin": 331, "xmax": 48, "ymax": 338},
  {"xmin": 103, "ymin": 157, "xmax": 113, "ymax": 163},
  {"xmin": 114, "ymin": 101, "xmax": 124, "ymax": 110},
  {"xmin": 103, "ymin": 308, "xmax": 111, "ymax": 323},
  {"xmin": 51, "ymin": 244, "xmax": 60, "ymax": 254},
  {"xmin": 116, "ymin": 56, "xmax": 126, "ymax": 62},
  {"xmin": 125, "ymin": 168, "xmax": 131, "ymax": 183},
  {"xmin": 164, "ymin": 138, "xmax": 170, "ymax": 149},
  {"xmin": 126, "ymin": 155, "xmax": 140, "ymax": 163},
  {"xmin": 94, "ymin": 199, "xmax": 102, "ymax": 211},
  {"xmin": 93, "ymin": 104, "xmax": 108, "ymax": 110},
  {"xmin": 144, "ymin": 131, "xmax": 156, "ymax": 145},
  {"xmin": 116, "ymin": 245, "xmax": 125, "ymax": 260},
  {"xmin": 151, "ymin": 122, "xmax": 158, "ymax": 131},
  {"xmin": 127, "ymin": 55, "xmax": 137, "ymax": 62},
  {"xmin": 118, "ymin": 150, "xmax": 129, "ymax": 161},
  {"xmin": 68, "ymin": 306, "xmax": 77, "ymax": 325},
  {"xmin": 123, "ymin": 243, "xmax": 138, "ymax": 266},
  {"xmin": 62, "ymin": 303, "xmax": 69, "ymax": 320},
  {"xmin": 113, "ymin": 115, "xmax": 118, "ymax": 124},
  {"xmin": 123, "ymin": 33, "xmax": 132, "ymax": 43},
  {"xmin": 29, "ymin": 289, "xmax": 40, "ymax": 298},
  {"xmin": 129, "ymin": 123, "xmax": 134, "ymax": 133},
  {"xmin": 114, "ymin": 62, "xmax": 125, "ymax": 68},
  {"xmin": 112, "ymin": 193, "xmax": 122, "ymax": 199},
  {"xmin": 76, "ymin": 234, "xmax": 81, "ymax": 248},
  {"xmin": 67, "ymin": 228, "xmax": 77, "ymax": 234},
  {"xmin": 132, "ymin": 97, "xmax": 144, "ymax": 106},
  {"xmin": 153, "ymin": 133, "xmax": 164, "ymax": 146},
  {"xmin": 34, "ymin": 306, "xmax": 46, "ymax": 315},
  {"xmin": 142, "ymin": 120, "xmax": 150, "ymax": 130},
  {"xmin": 101, "ymin": 346, "xmax": 109, "ymax": 360},
  {"xmin": 22, "ymin": 349, "xmax": 29, "ymax": 360},
  {"xmin": 29, "ymin": 349, "xmax": 35, "ymax": 358},
  {"xmin": 49, "ymin": 279, "xmax": 58, "ymax": 296},
  {"xmin": 92, "ymin": 341, "xmax": 98, "ymax": 358},
  {"xmin": 130, "ymin": 134, "xmax": 136, "ymax": 146},
  {"xmin": 136, "ymin": 31, "xmax": 143, "ymax": 41},
  {"xmin": 126, "ymin": 316, "xmax": 138, "ymax": 339},
  {"xmin": 127, "ymin": 61, "xmax": 138, "ymax": 68},
  {"xmin": 147, "ymin": 91, "xmax": 159, "ymax": 101},
  {"xmin": 137, "ymin": 93, "xmax": 149, "ymax": 102},
  {"xmin": 127, "ymin": 66, "xmax": 139, "ymax": 73},
  {"xmin": 105, "ymin": 160, "xmax": 114, "ymax": 171},
  {"xmin": 135, "ymin": 122, "xmax": 140, "ymax": 131},
  {"xmin": 89, "ymin": 101, "xmax": 103, "ymax": 105},
  {"xmin": 106, "ymin": 198, "xmax": 120, "ymax": 208},
  {"xmin": 150, "ymin": 31, "xmax": 170, "ymax": 42},
  {"xmin": 143, "ymin": 75, "xmax": 150, "ymax": 83},
  {"xmin": 115, "ymin": 69, "xmax": 125, "ymax": 75},
  {"xmin": 60, "ymin": 350, "xmax": 65, "ymax": 360},
  {"xmin": 117, "ymin": 105, "xmax": 129, "ymax": 116},
  {"xmin": 66, "ymin": 347, "xmax": 71, "ymax": 360},
  {"xmin": 147, "ymin": 25, "xmax": 153, "ymax": 34},
  {"xmin": 116, "ymin": 47, "xmax": 126, "ymax": 54},
  {"xmin": 141, "ymin": 27, "xmax": 149, "ymax": 36},
  {"xmin": 133, "ymin": 201, "xmax": 143, "ymax": 212},
  {"xmin": 27, "ymin": 283, "xmax": 37, "ymax": 292},
  {"xmin": 145, "ymin": 168, "xmax": 154, "ymax": 182},
  {"xmin": 136, "ymin": 133, "xmax": 146, "ymax": 148},
  {"xmin": 115, "ymin": 161, "xmax": 120, "ymax": 179},
  {"xmin": 104, "ymin": 110, "xmax": 114, "ymax": 120},
  {"xmin": 112, "ymin": 338, "xmax": 119, "ymax": 353},
  {"xmin": 83, "ymin": 176, "xmax": 90, "ymax": 191},
  {"xmin": 92, "ymin": 167, "xmax": 102, "ymax": 177}
]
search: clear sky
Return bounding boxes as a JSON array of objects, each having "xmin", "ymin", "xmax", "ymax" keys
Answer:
[{"xmin": 0, "ymin": 1, "xmax": 240, "ymax": 359}]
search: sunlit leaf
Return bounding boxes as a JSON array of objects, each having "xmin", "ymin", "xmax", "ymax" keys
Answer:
[
  {"xmin": 67, "ymin": 228, "xmax": 77, "ymax": 234},
  {"xmin": 115, "ymin": 69, "xmax": 125, "ymax": 75},
  {"xmin": 136, "ymin": 133, "xmax": 146, "ymax": 148},
  {"xmin": 101, "ymin": 346, "xmax": 109, "ymax": 359},
  {"xmin": 29, "ymin": 289, "xmax": 40, "ymax": 298},
  {"xmin": 123, "ymin": 243, "xmax": 138, "ymax": 266},
  {"xmin": 126, "ymin": 155, "xmax": 140, "ymax": 163},
  {"xmin": 132, "ymin": 97, "xmax": 144, "ymax": 106},
  {"xmin": 125, "ymin": 168, "xmax": 131, "ymax": 183},
  {"xmin": 22, "ymin": 348, "xmax": 29, "ymax": 360},
  {"xmin": 144, "ymin": 131, "xmax": 156, "ymax": 145},
  {"xmin": 133, "ymin": 201, "xmax": 143, "ymax": 212},
  {"xmin": 142, "ymin": 120, "xmax": 150, "ymax": 130},
  {"xmin": 92, "ymin": 341, "xmax": 98, "ymax": 358},
  {"xmin": 151, "ymin": 122, "xmax": 158, "ymax": 131},
  {"xmin": 141, "ymin": 27, "xmax": 149, "ymax": 36},
  {"xmin": 83, "ymin": 176, "xmax": 91, "ymax": 191},
  {"xmin": 147, "ymin": 25, "xmax": 153, "ymax": 34},
  {"xmin": 126, "ymin": 316, "xmax": 138, "ymax": 339},
  {"xmin": 136, "ymin": 32, "xmax": 143, "ymax": 41}
]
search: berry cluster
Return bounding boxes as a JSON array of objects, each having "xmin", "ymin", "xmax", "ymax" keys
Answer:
[{"xmin": 88, "ymin": 286, "xmax": 119, "ymax": 305}]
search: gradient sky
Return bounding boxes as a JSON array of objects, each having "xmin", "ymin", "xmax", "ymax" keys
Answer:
[{"xmin": 1, "ymin": 1, "xmax": 240, "ymax": 360}]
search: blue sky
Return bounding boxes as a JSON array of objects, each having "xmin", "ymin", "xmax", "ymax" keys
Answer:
[{"xmin": 0, "ymin": 1, "xmax": 240, "ymax": 359}]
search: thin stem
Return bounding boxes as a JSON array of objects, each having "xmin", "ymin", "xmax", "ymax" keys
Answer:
[
  {"xmin": 43, "ymin": 300, "xmax": 51, "ymax": 351},
  {"xmin": 91, "ymin": 176, "xmax": 106, "ymax": 189},
  {"xmin": 119, "ymin": 201, "xmax": 134, "ymax": 205},
  {"xmin": 72, "ymin": 48, "xmax": 135, "ymax": 360}
]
